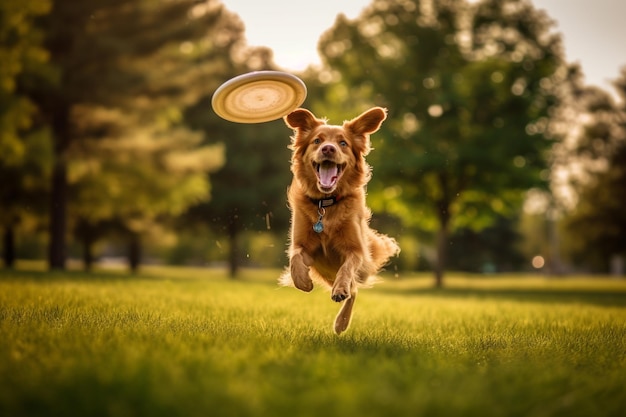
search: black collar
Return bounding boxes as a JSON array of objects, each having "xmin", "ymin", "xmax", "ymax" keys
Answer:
[{"xmin": 309, "ymin": 195, "xmax": 342, "ymax": 208}]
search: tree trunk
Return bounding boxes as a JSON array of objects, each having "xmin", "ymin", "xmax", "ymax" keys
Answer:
[
  {"xmin": 3, "ymin": 226, "xmax": 16, "ymax": 269},
  {"xmin": 48, "ymin": 103, "xmax": 70, "ymax": 271},
  {"xmin": 128, "ymin": 232, "xmax": 141, "ymax": 274},
  {"xmin": 227, "ymin": 220, "xmax": 239, "ymax": 278},
  {"xmin": 48, "ymin": 160, "xmax": 68, "ymax": 270},
  {"xmin": 435, "ymin": 187, "xmax": 451, "ymax": 288},
  {"xmin": 434, "ymin": 225, "xmax": 448, "ymax": 288},
  {"xmin": 82, "ymin": 229, "xmax": 94, "ymax": 272}
]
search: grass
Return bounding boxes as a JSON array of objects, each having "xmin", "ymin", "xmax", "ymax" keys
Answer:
[{"xmin": 1, "ymin": 264, "xmax": 625, "ymax": 417}]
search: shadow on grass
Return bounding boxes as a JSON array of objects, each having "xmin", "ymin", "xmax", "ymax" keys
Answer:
[{"xmin": 376, "ymin": 285, "xmax": 626, "ymax": 308}]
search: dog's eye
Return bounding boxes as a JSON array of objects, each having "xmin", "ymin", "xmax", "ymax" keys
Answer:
[
  {"xmin": 339, "ymin": 140, "xmax": 348, "ymax": 147},
  {"xmin": 313, "ymin": 138, "xmax": 321, "ymax": 144}
]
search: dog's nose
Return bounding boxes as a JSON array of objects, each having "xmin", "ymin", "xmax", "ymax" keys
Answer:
[{"xmin": 321, "ymin": 144, "xmax": 336, "ymax": 155}]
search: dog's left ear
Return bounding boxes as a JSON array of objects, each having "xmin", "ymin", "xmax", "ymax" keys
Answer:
[{"xmin": 344, "ymin": 107, "xmax": 387, "ymax": 155}]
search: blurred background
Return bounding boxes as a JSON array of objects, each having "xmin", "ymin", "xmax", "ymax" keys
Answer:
[{"xmin": 1, "ymin": 0, "xmax": 624, "ymax": 286}]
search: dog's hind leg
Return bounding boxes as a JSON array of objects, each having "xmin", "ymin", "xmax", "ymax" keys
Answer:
[{"xmin": 334, "ymin": 291, "xmax": 357, "ymax": 335}]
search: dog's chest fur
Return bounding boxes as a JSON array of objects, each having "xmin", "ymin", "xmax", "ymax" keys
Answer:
[{"xmin": 299, "ymin": 194, "xmax": 366, "ymax": 246}]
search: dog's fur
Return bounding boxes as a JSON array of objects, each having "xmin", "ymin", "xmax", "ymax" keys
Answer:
[{"xmin": 280, "ymin": 107, "xmax": 400, "ymax": 334}]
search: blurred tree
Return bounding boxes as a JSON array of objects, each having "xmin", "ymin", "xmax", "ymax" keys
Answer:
[
  {"xmin": 35, "ymin": 0, "xmax": 237, "ymax": 271},
  {"xmin": 69, "ymin": 125, "xmax": 224, "ymax": 272},
  {"xmin": 564, "ymin": 69, "xmax": 626, "ymax": 272},
  {"xmin": 448, "ymin": 214, "xmax": 525, "ymax": 272},
  {"xmin": 318, "ymin": 0, "xmax": 565, "ymax": 286},
  {"xmin": 185, "ymin": 120, "xmax": 291, "ymax": 277},
  {"xmin": 0, "ymin": 0, "xmax": 54, "ymax": 268},
  {"xmin": 185, "ymin": 49, "xmax": 292, "ymax": 277}
]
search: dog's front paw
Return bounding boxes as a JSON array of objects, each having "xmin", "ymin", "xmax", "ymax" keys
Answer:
[
  {"xmin": 291, "ymin": 261, "xmax": 313, "ymax": 292},
  {"xmin": 331, "ymin": 292, "xmax": 348, "ymax": 302},
  {"xmin": 331, "ymin": 281, "xmax": 351, "ymax": 302}
]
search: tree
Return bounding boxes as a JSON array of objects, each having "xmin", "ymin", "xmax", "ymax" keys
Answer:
[
  {"xmin": 0, "ymin": 0, "xmax": 54, "ymax": 267},
  {"xmin": 189, "ymin": 120, "xmax": 291, "ymax": 277},
  {"xmin": 68, "ymin": 123, "xmax": 224, "ymax": 272},
  {"xmin": 318, "ymin": 0, "xmax": 565, "ymax": 286},
  {"xmin": 185, "ymin": 50, "xmax": 292, "ymax": 277},
  {"xmin": 564, "ymin": 68, "xmax": 626, "ymax": 272},
  {"xmin": 34, "ymin": 0, "xmax": 238, "ymax": 270},
  {"xmin": 448, "ymin": 214, "xmax": 526, "ymax": 272}
]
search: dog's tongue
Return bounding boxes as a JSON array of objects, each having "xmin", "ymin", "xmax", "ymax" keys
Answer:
[{"xmin": 318, "ymin": 163, "xmax": 338, "ymax": 188}]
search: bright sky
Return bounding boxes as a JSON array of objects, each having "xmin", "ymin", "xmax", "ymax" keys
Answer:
[{"xmin": 222, "ymin": 0, "xmax": 626, "ymax": 96}]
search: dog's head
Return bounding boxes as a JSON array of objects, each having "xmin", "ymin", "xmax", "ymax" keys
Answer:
[{"xmin": 285, "ymin": 107, "xmax": 387, "ymax": 196}]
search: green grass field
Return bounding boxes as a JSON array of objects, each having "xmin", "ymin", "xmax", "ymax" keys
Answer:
[{"xmin": 1, "ymin": 264, "xmax": 625, "ymax": 417}]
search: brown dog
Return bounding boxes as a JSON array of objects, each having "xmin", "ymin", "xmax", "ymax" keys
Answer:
[{"xmin": 280, "ymin": 107, "xmax": 400, "ymax": 334}]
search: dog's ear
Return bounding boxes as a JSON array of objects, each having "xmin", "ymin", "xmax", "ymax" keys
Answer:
[
  {"xmin": 284, "ymin": 108, "xmax": 323, "ymax": 132},
  {"xmin": 346, "ymin": 107, "xmax": 387, "ymax": 135},
  {"xmin": 345, "ymin": 107, "xmax": 387, "ymax": 155}
]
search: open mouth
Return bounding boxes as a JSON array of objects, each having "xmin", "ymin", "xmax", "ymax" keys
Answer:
[{"xmin": 313, "ymin": 160, "xmax": 344, "ymax": 192}]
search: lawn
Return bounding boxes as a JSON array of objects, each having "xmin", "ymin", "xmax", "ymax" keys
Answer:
[{"xmin": 1, "ymin": 264, "xmax": 625, "ymax": 417}]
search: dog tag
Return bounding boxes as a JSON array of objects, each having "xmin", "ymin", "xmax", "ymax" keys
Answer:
[
  {"xmin": 313, "ymin": 206, "xmax": 325, "ymax": 233},
  {"xmin": 313, "ymin": 219, "xmax": 324, "ymax": 233}
]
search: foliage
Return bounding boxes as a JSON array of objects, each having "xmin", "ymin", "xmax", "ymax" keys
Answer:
[
  {"xmin": 185, "ymin": 51, "xmax": 293, "ymax": 277},
  {"xmin": 5, "ymin": 0, "xmax": 300, "ymax": 274},
  {"xmin": 0, "ymin": 0, "xmax": 55, "ymax": 266},
  {"xmin": 0, "ymin": 0, "xmax": 52, "ymax": 162},
  {"xmin": 563, "ymin": 69, "xmax": 626, "ymax": 270},
  {"xmin": 4, "ymin": 0, "xmax": 624, "ymax": 275},
  {"xmin": 32, "ymin": 0, "xmax": 247, "ymax": 270},
  {"xmin": 1, "ymin": 266, "xmax": 625, "ymax": 417},
  {"xmin": 316, "ymin": 0, "xmax": 565, "ymax": 285}
]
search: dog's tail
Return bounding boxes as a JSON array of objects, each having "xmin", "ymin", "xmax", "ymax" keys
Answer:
[
  {"xmin": 384, "ymin": 235, "xmax": 401, "ymax": 258},
  {"xmin": 371, "ymin": 232, "xmax": 401, "ymax": 269},
  {"xmin": 278, "ymin": 268, "xmax": 294, "ymax": 287}
]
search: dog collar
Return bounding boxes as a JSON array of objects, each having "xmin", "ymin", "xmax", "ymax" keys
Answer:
[
  {"xmin": 310, "ymin": 196, "xmax": 341, "ymax": 233},
  {"xmin": 309, "ymin": 195, "xmax": 342, "ymax": 208}
]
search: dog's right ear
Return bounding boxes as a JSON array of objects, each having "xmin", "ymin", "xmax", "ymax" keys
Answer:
[{"xmin": 284, "ymin": 108, "xmax": 323, "ymax": 132}]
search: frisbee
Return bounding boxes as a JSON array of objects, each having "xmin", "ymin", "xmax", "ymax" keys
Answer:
[{"xmin": 212, "ymin": 71, "xmax": 307, "ymax": 123}]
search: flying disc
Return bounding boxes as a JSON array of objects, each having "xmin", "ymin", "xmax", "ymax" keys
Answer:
[{"xmin": 212, "ymin": 71, "xmax": 307, "ymax": 123}]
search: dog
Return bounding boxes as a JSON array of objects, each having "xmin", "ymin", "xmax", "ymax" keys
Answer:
[{"xmin": 280, "ymin": 107, "xmax": 400, "ymax": 334}]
